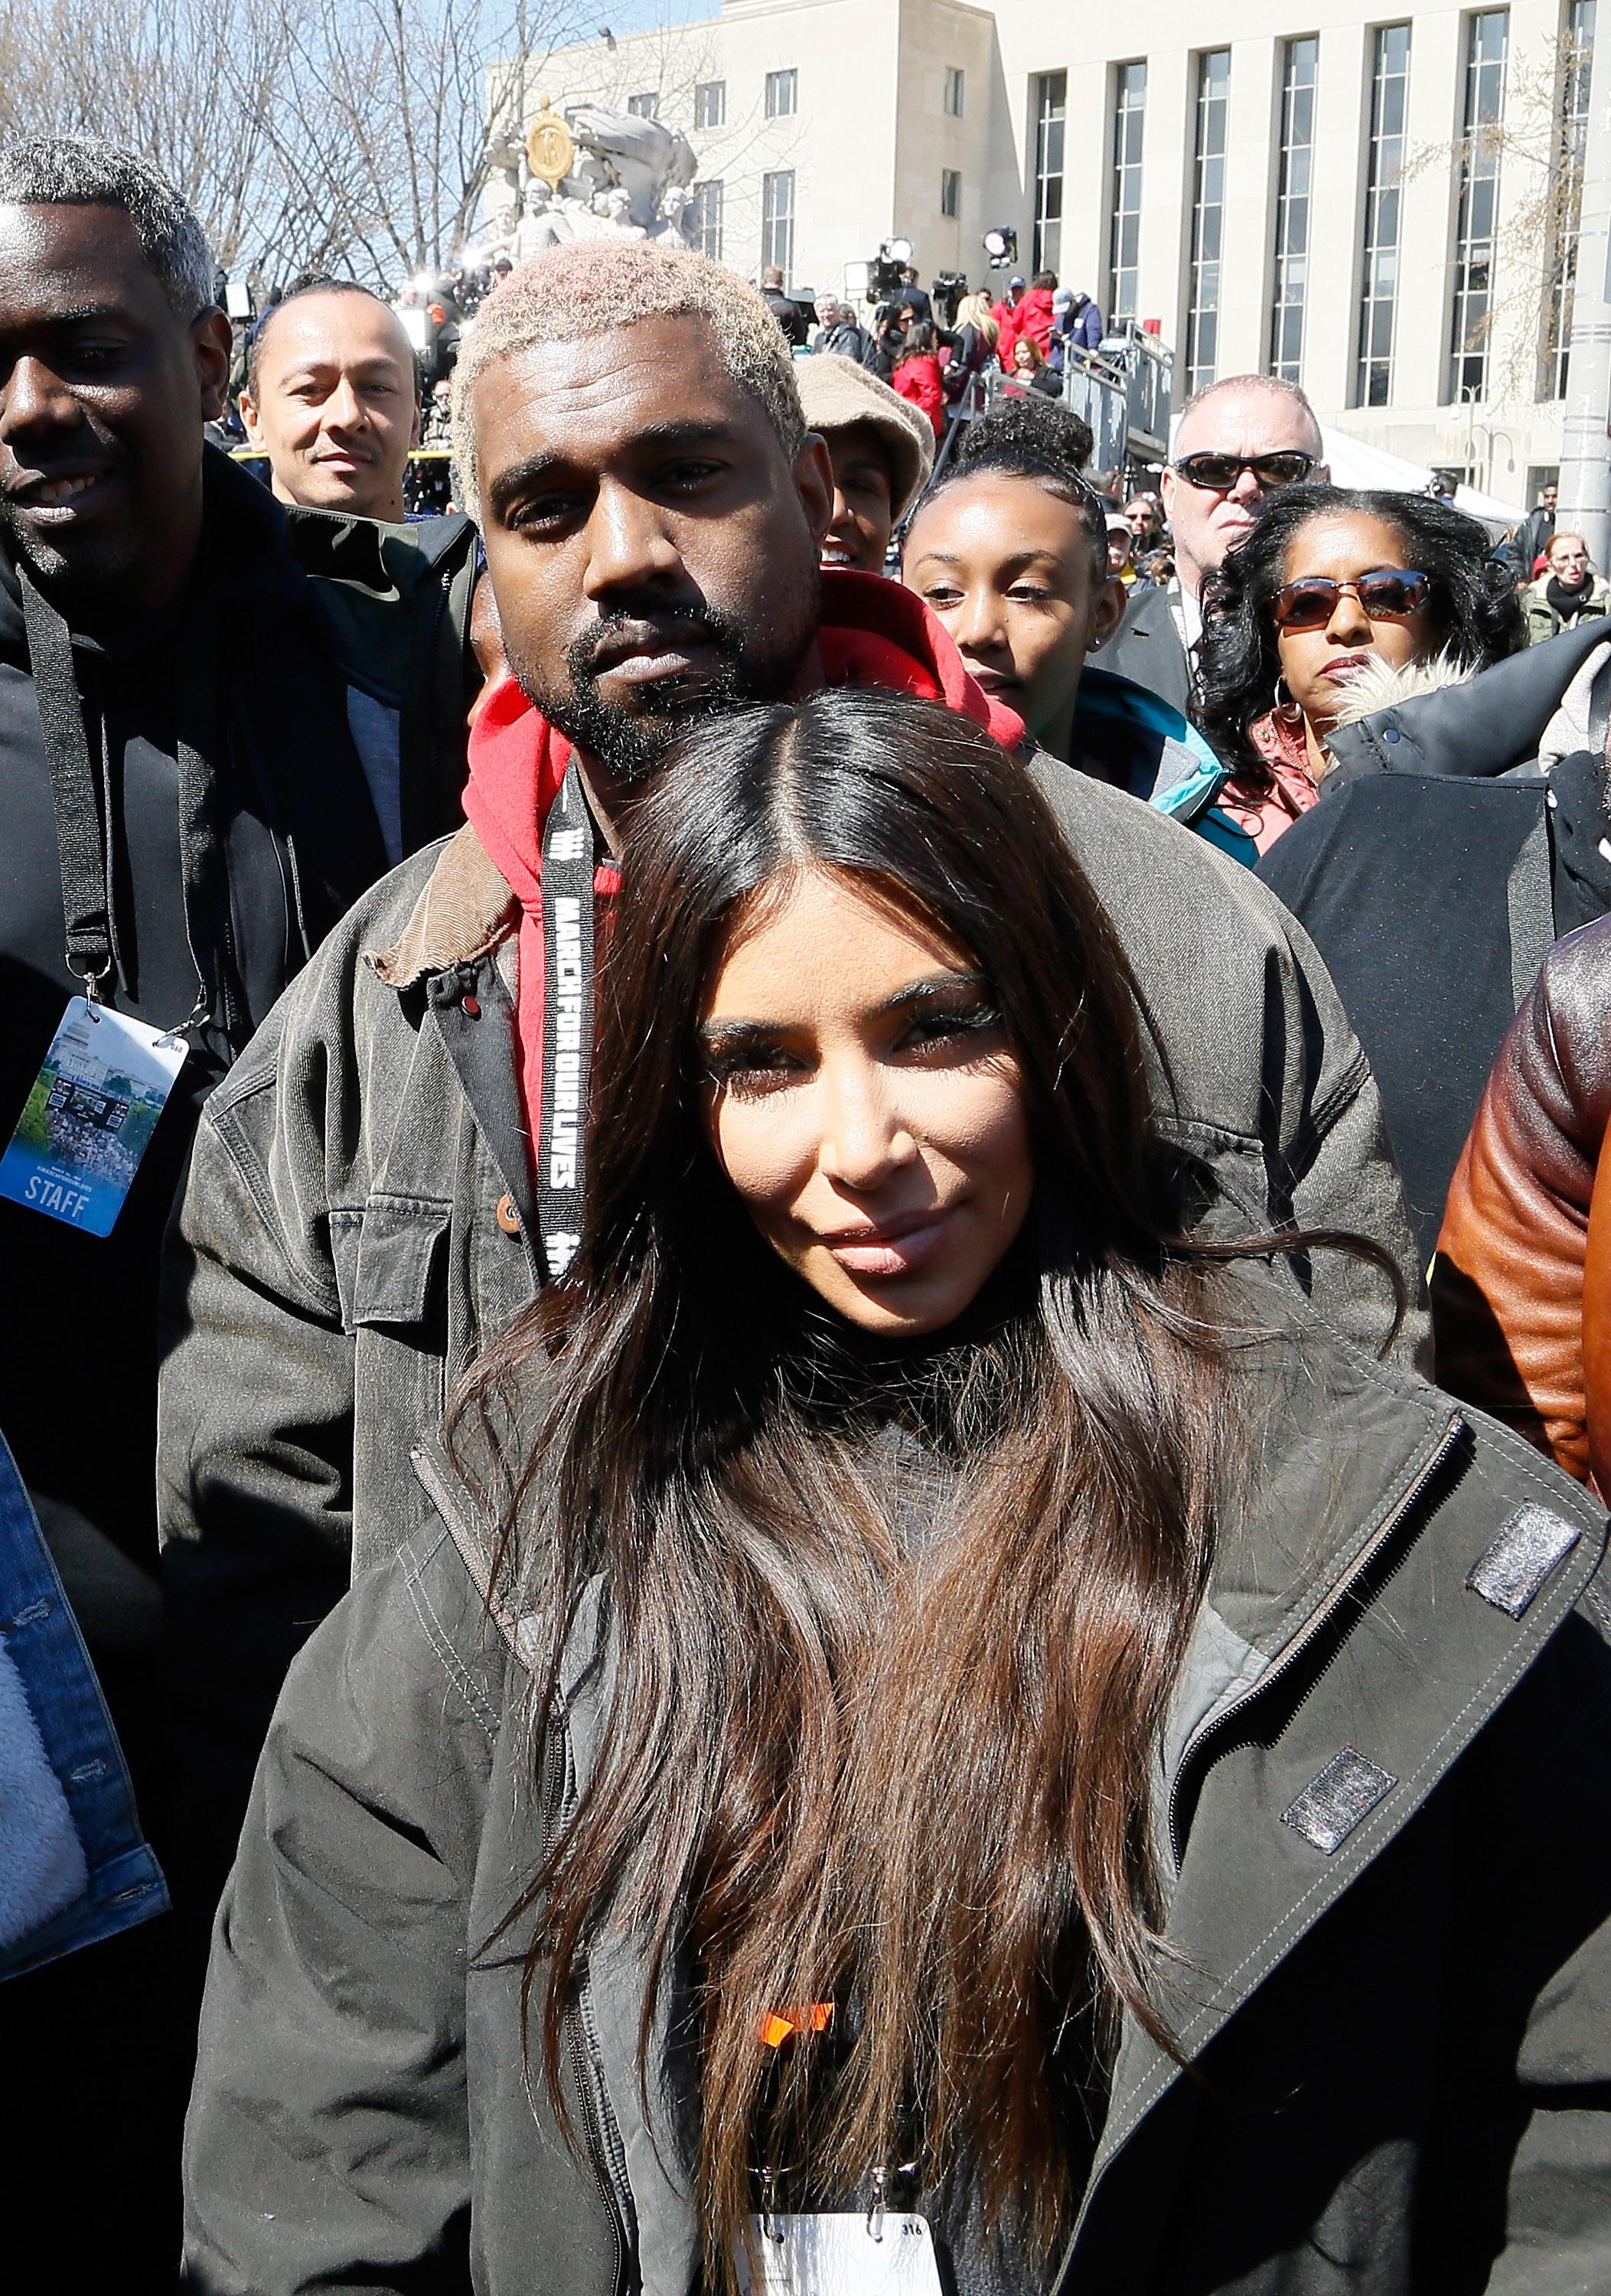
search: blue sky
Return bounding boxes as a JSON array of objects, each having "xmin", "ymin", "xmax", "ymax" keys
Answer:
[{"xmin": 592, "ymin": 1, "xmax": 719, "ymax": 29}]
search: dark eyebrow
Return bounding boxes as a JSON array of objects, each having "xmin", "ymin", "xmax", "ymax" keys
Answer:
[
  {"xmin": 37, "ymin": 303, "xmax": 133, "ymax": 330},
  {"xmin": 698, "ymin": 970, "xmax": 990, "ymax": 1046},
  {"xmin": 909, "ymin": 548, "xmax": 1064, "ymax": 576},
  {"xmin": 873, "ymin": 968, "xmax": 990, "ymax": 1018},
  {"xmin": 486, "ymin": 419, "xmax": 744, "ymax": 520},
  {"xmin": 485, "ymin": 448, "xmax": 567, "ymax": 517},
  {"xmin": 629, "ymin": 418, "xmax": 745, "ymax": 455},
  {"xmin": 696, "ymin": 1017, "xmax": 771, "ymax": 1052},
  {"xmin": 279, "ymin": 357, "xmax": 406, "ymax": 381}
]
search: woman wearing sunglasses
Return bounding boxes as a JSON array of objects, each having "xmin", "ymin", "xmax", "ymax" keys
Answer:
[
  {"xmin": 184, "ymin": 687, "xmax": 1611, "ymax": 2296},
  {"xmin": 1197, "ymin": 484, "xmax": 1523, "ymax": 853}
]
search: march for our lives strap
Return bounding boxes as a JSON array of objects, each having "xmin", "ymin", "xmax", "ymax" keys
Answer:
[
  {"xmin": 737, "ymin": 2214, "xmax": 942, "ymax": 2296},
  {"xmin": 536, "ymin": 762, "xmax": 597, "ymax": 1280},
  {"xmin": 0, "ymin": 998, "xmax": 186, "ymax": 1238}
]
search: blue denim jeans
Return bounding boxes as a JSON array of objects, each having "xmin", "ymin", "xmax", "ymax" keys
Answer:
[{"xmin": 0, "ymin": 1430, "xmax": 166, "ymax": 1979}]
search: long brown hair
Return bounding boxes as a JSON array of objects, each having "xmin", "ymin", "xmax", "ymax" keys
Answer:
[{"xmin": 455, "ymin": 689, "xmax": 1244, "ymax": 2279}]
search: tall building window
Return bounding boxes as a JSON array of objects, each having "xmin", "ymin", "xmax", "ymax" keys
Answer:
[
  {"xmin": 1032, "ymin": 70, "xmax": 1066, "ymax": 275},
  {"xmin": 944, "ymin": 66, "xmax": 965, "ymax": 116},
  {"xmin": 694, "ymin": 80, "xmax": 726, "ymax": 131},
  {"xmin": 941, "ymin": 168, "xmax": 961, "ymax": 219},
  {"xmin": 1107, "ymin": 61, "xmax": 1146, "ymax": 326},
  {"xmin": 1268, "ymin": 36, "xmax": 1319, "ymax": 383},
  {"xmin": 761, "ymin": 170, "xmax": 794, "ymax": 274},
  {"xmin": 686, "ymin": 180, "xmax": 723, "ymax": 262},
  {"xmin": 1447, "ymin": 8, "xmax": 1509, "ymax": 403},
  {"xmin": 1185, "ymin": 49, "xmax": 1231, "ymax": 393},
  {"xmin": 627, "ymin": 92, "xmax": 659, "ymax": 119},
  {"xmin": 1356, "ymin": 24, "xmax": 1411, "ymax": 406},
  {"xmin": 1541, "ymin": 0, "xmax": 1596, "ymax": 398},
  {"xmin": 765, "ymin": 68, "xmax": 797, "ymax": 119}
]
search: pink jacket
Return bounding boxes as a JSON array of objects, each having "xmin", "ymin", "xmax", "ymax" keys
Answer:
[{"xmin": 1216, "ymin": 709, "xmax": 1319, "ymax": 854}]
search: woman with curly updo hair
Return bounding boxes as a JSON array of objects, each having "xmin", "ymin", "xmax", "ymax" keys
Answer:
[{"xmin": 1195, "ymin": 483, "xmax": 1525, "ymax": 853}]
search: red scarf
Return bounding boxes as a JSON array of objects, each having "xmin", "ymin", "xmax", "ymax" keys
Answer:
[{"xmin": 461, "ymin": 571, "xmax": 1025, "ymax": 1147}]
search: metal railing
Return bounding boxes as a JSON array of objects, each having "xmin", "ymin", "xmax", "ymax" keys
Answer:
[{"xmin": 972, "ymin": 325, "xmax": 1173, "ymax": 479}]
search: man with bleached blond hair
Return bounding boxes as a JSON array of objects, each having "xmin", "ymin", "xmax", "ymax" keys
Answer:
[{"xmin": 159, "ymin": 241, "xmax": 1417, "ymax": 1937}]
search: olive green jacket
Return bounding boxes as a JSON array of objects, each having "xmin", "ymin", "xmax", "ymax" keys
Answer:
[{"xmin": 182, "ymin": 1280, "xmax": 1611, "ymax": 2294}]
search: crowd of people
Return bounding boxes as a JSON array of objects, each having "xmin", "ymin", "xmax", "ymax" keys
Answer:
[
  {"xmin": 797, "ymin": 263, "xmax": 1108, "ymax": 441},
  {"xmin": 5, "ymin": 129, "xmax": 1611, "ymax": 2296}
]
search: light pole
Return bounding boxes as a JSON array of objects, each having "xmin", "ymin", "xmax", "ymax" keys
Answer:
[{"xmin": 1559, "ymin": 22, "xmax": 1611, "ymax": 566}]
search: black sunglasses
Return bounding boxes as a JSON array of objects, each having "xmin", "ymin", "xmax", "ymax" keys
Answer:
[
  {"xmin": 1270, "ymin": 567, "xmax": 1435, "ymax": 631},
  {"xmin": 1173, "ymin": 451, "xmax": 1317, "ymax": 491}
]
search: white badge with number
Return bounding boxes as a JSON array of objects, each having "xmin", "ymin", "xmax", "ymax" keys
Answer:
[
  {"xmin": 0, "ymin": 997, "xmax": 187, "ymax": 1237},
  {"xmin": 737, "ymin": 2214, "xmax": 942, "ymax": 2296}
]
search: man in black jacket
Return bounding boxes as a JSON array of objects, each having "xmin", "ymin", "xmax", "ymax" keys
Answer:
[
  {"xmin": 1257, "ymin": 620, "xmax": 1611, "ymax": 1265},
  {"xmin": 760, "ymin": 263, "xmax": 809, "ymax": 346},
  {"xmin": 0, "ymin": 134, "xmax": 397, "ymax": 2274},
  {"xmin": 239, "ymin": 277, "xmax": 480, "ymax": 858}
]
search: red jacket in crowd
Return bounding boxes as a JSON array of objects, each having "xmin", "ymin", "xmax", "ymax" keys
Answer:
[
  {"xmin": 990, "ymin": 292, "xmax": 1022, "ymax": 353},
  {"xmin": 892, "ymin": 351, "xmax": 945, "ymax": 437},
  {"xmin": 1012, "ymin": 286, "xmax": 1056, "ymax": 357}
]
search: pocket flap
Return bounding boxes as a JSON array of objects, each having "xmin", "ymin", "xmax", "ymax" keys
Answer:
[{"xmin": 331, "ymin": 1195, "xmax": 450, "ymax": 1329}]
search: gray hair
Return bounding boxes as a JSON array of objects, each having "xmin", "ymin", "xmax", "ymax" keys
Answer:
[
  {"xmin": 1172, "ymin": 372, "xmax": 1323, "ymax": 458},
  {"xmin": 0, "ymin": 137, "xmax": 215, "ymax": 321}
]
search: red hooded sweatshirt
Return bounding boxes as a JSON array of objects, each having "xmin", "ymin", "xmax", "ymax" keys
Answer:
[
  {"xmin": 990, "ymin": 295, "xmax": 1023, "ymax": 357},
  {"xmin": 1013, "ymin": 286, "xmax": 1055, "ymax": 357},
  {"xmin": 461, "ymin": 570, "xmax": 1025, "ymax": 1148}
]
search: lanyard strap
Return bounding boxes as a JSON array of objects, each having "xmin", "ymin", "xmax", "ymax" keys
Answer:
[
  {"xmin": 21, "ymin": 568, "xmax": 113, "ymax": 995},
  {"xmin": 21, "ymin": 566, "xmax": 217, "ymax": 1036},
  {"xmin": 535, "ymin": 760, "xmax": 597, "ymax": 1280}
]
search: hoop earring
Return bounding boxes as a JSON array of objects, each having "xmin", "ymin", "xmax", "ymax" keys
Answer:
[{"xmin": 1273, "ymin": 677, "xmax": 1303, "ymax": 723}]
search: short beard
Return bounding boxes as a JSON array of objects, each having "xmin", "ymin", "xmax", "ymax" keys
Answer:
[{"xmin": 528, "ymin": 580, "xmax": 820, "ymax": 788}]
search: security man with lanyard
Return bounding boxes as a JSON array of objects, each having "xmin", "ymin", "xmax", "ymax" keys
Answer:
[{"xmin": 0, "ymin": 139, "xmax": 401, "ymax": 2274}]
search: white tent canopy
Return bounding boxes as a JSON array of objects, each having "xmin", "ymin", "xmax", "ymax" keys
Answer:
[{"xmin": 1320, "ymin": 426, "xmax": 1522, "ymax": 535}]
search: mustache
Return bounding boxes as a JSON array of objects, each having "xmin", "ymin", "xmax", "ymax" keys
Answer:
[{"xmin": 566, "ymin": 598, "xmax": 750, "ymax": 684}]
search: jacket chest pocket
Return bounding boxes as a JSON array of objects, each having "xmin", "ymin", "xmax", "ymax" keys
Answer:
[{"xmin": 330, "ymin": 1194, "xmax": 452, "ymax": 1332}]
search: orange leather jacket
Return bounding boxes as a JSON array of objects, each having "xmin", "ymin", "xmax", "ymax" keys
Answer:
[{"xmin": 1433, "ymin": 913, "xmax": 1611, "ymax": 1489}]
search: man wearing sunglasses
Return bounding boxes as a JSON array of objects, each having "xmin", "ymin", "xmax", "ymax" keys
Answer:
[{"xmin": 1102, "ymin": 373, "xmax": 1326, "ymax": 714}]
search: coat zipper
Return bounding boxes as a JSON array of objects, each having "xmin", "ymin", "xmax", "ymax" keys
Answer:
[
  {"xmin": 1166, "ymin": 1414, "xmax": 1466, "ymax": 1867},
  {"xmin": 543, "ymin": 1684, "xmax": 634, "ymax": 2281}
]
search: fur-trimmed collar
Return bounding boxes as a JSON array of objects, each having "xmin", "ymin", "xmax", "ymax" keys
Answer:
[{"xmin": 1323, "ymin": 648, "xmax": 1476, "ymax": 730}]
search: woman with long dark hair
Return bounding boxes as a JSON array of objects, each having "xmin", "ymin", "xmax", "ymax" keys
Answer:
[
  {"xmin": 184, "ymin": 690, "xmax": 1611, "ymax": 2296},
  {"xmin": 1196, "ymin": 482, "xmax": 1525, "ymax": 852}
]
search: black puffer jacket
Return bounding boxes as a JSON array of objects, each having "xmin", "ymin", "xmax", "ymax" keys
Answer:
[{"xmin": 1258, "ymin": 625, "xmax": 1611, "ymax": 1264}]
